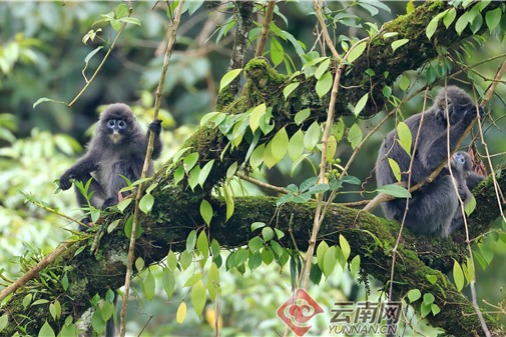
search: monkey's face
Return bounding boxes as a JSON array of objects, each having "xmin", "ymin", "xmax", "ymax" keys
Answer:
[
  {"xmin": 105, "ymin": 118, "xmax": 128, "ymax": 144},
  {"xmin": 451, "ymin": 151, "xmax": 472, "ymax": 174}
]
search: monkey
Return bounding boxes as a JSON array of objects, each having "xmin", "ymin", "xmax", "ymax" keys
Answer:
[
  {"xmin": 58, "ymin": 103, "xmax": 162, "ymax": 337},
  {"xmin": 59, "ymin": 103, "xmax": 162, "ymax": 217},
  {"xmin": 375, "ymin": 86, "xmax": 484, "ymax": 237},
  {"xmin": 446, "ymin": 151, "xmax": 485, "ymax": 235}
]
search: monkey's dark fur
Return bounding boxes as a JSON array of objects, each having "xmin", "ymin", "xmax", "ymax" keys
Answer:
[
  {"xmin": 59, "ymin": 103, "xmax": 162, "ymax": 214},
  {"xmin": 376, "ymin": 86, "xmax": 484, "ymax": 237}
]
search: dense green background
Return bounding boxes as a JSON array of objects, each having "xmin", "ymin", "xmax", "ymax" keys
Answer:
[{"xmin": 1, "ymin": 1, "xmax": 505, "ymax": 336}]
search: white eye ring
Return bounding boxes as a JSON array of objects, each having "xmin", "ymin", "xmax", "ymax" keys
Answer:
[
  {"xmin": 117, "ymin": 120, "xmax": 127, "ymax": 129},
  {"xmin": 107, "ymin": 120, "xmax": 115, "ymax": 128}
]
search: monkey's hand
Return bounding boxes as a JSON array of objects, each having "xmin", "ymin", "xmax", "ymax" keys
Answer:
[
  {"xmin": 148, "ymin": 119, "xmax": 162, "ymax": 135},
  {"xmin": 59, "ymin": 172, "xmax": 74, "ymax": 190}
]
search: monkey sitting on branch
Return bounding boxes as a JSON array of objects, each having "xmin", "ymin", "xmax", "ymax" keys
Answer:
[
  {"xmin": 59, "ymin": 103, "xmax": 163, "ymax": 228},
  {"xmin": 376, "ymin": 86, "xmax": 484, "ymax": 237}
]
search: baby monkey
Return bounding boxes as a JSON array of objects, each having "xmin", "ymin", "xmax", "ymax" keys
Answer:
[{"xmin": 59, "ymin": 103, "xmax": 162, "ymax": 225}]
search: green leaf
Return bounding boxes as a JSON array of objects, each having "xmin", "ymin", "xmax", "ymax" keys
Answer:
[
  {"xmin": 316, "ymin": 240, "xmax": 329, "ymax": 271},
  {"xmin": 339, "ymin": 235, "xmax": 351, "ymax": 261},
  {"xmin": 270, "ymin": 127, "xmax": 289, "ymax": 162},
  {"xmin": 407, "ymin": 289, "xmax": 422, "ymax": 303},
  {"xmin": 115, "ymin": 3, "xmax": 129, "ymax": 18},
  {"xmin": 294, "ymin": 108, "xmax": 311, "ymax": 125},
  {"xmin": 347, "ymin": 40, "xmax": 367, "ymax": 63},
  {"xmin": 314, "ymin": 58, "xmax": 330, "ymax": 80},
  {"xmin": 251, "ymin": 222, "xmax": 266, "ymax": 231},
  {"xmin": 398, "ymin": 74, "xmax": 410, "ymax": 91},
  {"xmin": 183, "ymin": 152, "xmax": 199, "ymax": 173},
  {"xmin": 33, "ymin": 97, "xmax": 68, "ymax": 108},
  {"xmin": 198, "ymin": 199, "xmax": 213, "ymax": 226},
  {"xmin": 191, "ymin": 280, "xmax": 207, "ymax": 316},
  {"xmin": 485, "ymin": 8, "xmax": 502, "ymax": 32},
  {"xmin": 38, "ymin": 321, "xmax": 55, "ymax": 337},
  {"xmin": 219, "ymin": 68, "xmax": 242, "ymax": 92},
  {"xmin": 283, "ymin": 82, "xmax": 300, "ymax": 100},
  {"xmin": 388, "ymin": 158, "xmax": 402, "ymax": 182},
  {"xmin": 423, "ymin": 292, "xmax": 435, "ymax": 305},
  {"xmin": 167, "ymin": 250, "xmax": 178, "ymax": 271},
  {"xmin": 426, "ymin": 274, "xmax": 438, "ymax": 284},
  {"xmin": 135, "ymin": 256, "xmax": 145, "ymax": 272},
  {"xmin": 143, "ymin": 270, "xmax": 156, "ymax": 300},
  {"xmin": 198, "ymin": 160, "xmax": 215, "ymax": 188},
  {"xmin": 196, "ymin": 231, "xmax": 209, "ymax": 262},
  {"xmin": 263, "ymin": 141, "xmax": 277, "ymax": 169},
  {"xmin": 377, "ymin": 184, "xmax": 410, "ymax": 198},
  {"xmin": 162, "ymin": 267, "xmax": 176, "ymax": 299},
  {"xmin": 248, "ymin": 236, "xmax": 264, "ymax": 253},
  {"xmin": 431, "ymin": 304, "xmax": 441, "ymax": 316},
  {"xmin": 249, "ymin": 143, "xmax": 265, "ymax": 170},
  {"xmin": 119, "ymin": 17, "xmax": 141, "ymax": 26},
  {"xmin": 397, "ymin": 121, "xmax": 412, "ymax": 156},
  {"xmin": 304, "ymin": 121, "xmax": 321, "ymax": 150},
  {"xmin": 180, "ymin": 250, "xmax": 192, "ymax": 270},
  {"xmin": 426, "ymin": 16, "xmax": 439, "ymax": 40},
  {"xmin": 262, "ymin": 227, "xmax": 275, "ymax": 241},
  {"xmin": 353, "ymin": 93, "xmax": 369, "ymax": 117},
  {"xmin": 116, "ymin": 198, "xmax": 132, "ymax": 213},
  {"xmin": 323, "ymin": 246, "xmax": 337, "ymax": 277},
  {"xmin": 249, "ymin": 103, "xmax": 266, "ymax": 132},
  {"xmin": 188, "ymin": 166, "xmax": 201, "ymax": 190},
  {"xmin": 207, "ymin": 262, "xmax": 220, "ymax": 300},
  {"xmin": 455, "ymin": 11, "xmax": 471, "ymax": 35},
  {"xmin": 315, "ymin": 71, "xmax": 332, "ymax": 98},
  {"xmin": 426, "ymin": 10, "xmax": 448, "ymax": 40},
  {"xmin": 444, "ymin": 8, "xmax": 457, "ymax": 28},
  {"xmin": 139, "ymin": 193, "xmax": 154, "ymax": 214},
  {"xmin": 350, "ymin": 255, "xmax": 360, "ymax": 278},
  {"xmin": 186, "ymin": 230, "xmax": 197, "ymax": 252},
  {"xmin": 84, "ymin": 46, "xmax": 103, "ymax": 65},
  {"xmin": 391, "ymin": 38, "xmax": 409, "ymax": 52},
  {"xmin": 453, "ymin": 259, "xmax": 465, "ymax": 291},
  {"xmin": 347, "ymin": 123, "xmax": 363, "ymax": 150},
  {"xmin": 223, "ymin": 183, "xmax": 234, "ymax": 221},
  {"xmin": 22, "ymin": 294, "xmax": 32, "ymax": 309},
  {"xmin": 288, "ymin": 129, "xmax": 305, "ymax": 161},
  {"xmin": 465, "ymin": 194, "xmax": 477, "ymax": 216},
  {"xmin": 270, "ymin": 37, "xmax": 284, "ymax": 66}
]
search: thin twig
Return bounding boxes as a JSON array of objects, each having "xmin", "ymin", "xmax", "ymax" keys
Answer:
[
  {"xmin": 118, "ymin": 2, "xmax": 185, "ymax": 336},
  {"xmin": 0, "ymin": 240, "xmax": 76, "ymax": 301},
  {"xmin": 236, "ymin": 172, "xmax": 289, "ymax": 194},
  {"xmin": 300, "ymin": 0, "xmax": 344, "ymax": 290},
  {"xmin": 255, "ymin": 1, "xmax": 276, "ymax": 57}
]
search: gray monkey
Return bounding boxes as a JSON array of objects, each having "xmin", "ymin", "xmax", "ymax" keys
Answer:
[
  {"xmin": 375, "ymin": 86, "xmax": 483, "ymax": 237},
  {"xmin": 59, "ymin": 103, "xmax": 162, "ymax": 214}
]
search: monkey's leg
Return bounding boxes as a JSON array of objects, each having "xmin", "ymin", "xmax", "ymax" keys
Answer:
[
  {"xmin": 103, "ymin": 161, "xmax": 138, "ymax": 208},
  {"xmin": 404, "ymin": 175, "xmax": 459, "ymax": 237}
]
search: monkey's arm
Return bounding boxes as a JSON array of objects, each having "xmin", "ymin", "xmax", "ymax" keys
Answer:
[
  {"xmin": 59, "ymin": 155, "xmax": 98, "ymax": 190},
  {"xmin": 148, "ymin": 119, "xmax": 163, "ymax": 159},
  {"xmin": 466, "ymin": 172, "xmax": 485, "ymax": 190},
  {"xmin": 421, "ymin": 108, "xmax": 481, "ymax": 171}
]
